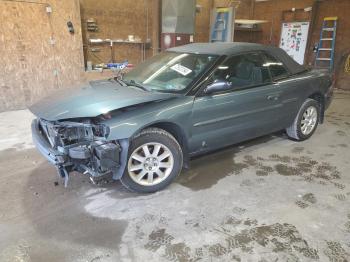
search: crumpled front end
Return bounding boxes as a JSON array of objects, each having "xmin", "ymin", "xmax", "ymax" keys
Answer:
[{"xmin": 31, "ymin": 118, "xmax": 122, "ymax": 186}]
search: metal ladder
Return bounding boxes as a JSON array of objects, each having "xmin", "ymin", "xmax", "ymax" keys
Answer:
[
  {"xmin": 210, "ymin": 8, "xmax": 230, "ymax": 42},
  {"xmin": 315, "ymin": 17, "xmax": 338, "ymax": 71}
]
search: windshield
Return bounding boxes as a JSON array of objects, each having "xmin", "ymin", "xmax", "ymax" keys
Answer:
[{"xmin": 123, "ymin": 51, "xmax": 218, "ymax": 92}]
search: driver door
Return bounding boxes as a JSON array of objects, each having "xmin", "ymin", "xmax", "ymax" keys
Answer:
[{"xmin": 190, "ymin": 52, "xmax": 284, "ymax": 154}]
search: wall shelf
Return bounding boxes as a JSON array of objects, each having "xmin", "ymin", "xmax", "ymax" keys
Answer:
[{"xmin": 234, "ymin": 19, "xmax": 268, "ymax": 32}]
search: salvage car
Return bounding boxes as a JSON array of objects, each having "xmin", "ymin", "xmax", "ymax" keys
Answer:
[{"xmin": 30, "ymin": 43, "xmax": 334, "ymax": 193}]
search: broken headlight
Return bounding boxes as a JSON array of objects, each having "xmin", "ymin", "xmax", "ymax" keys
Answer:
[
  {"xmin": 58, "ymin": 122, "xmax": 110, "ymax": 145},
  {"xmin": 40, "ymin": 119, "xmax": 110, "ymax": 147}
]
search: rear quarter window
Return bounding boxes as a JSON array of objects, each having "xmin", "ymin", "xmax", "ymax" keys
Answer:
[{"xmin": 263, "ymin": 53, "xmax": 289, "ymax": 80}]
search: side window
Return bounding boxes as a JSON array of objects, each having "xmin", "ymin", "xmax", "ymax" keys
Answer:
[
  {"xmin": 263, "ymin": 53, "xmax": 289, "ymax": 80},
  {"xmin": 210, "ymin": 52, "xmax": 271, "ymax": 89}
]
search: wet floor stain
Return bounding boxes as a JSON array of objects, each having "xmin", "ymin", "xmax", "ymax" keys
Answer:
[
  {"xmin": 225, "ymin": 223, "xmax": 319, "ymax": 259},
  {"xmin": 145, "ymin": 229, "xmax": 175, "ymax": 251},
  {"xmin": 345, "ymin": 221, "xmax": 350, "ymax": 233},
  {"xmin": 325, "ymin": 109, "xmax": 350, "ymax": 129},
  {"xmin": 295, "ymin": 200, "xmax": 309, "ymax": 209},
  {"xmin": 323, "ymin": 241, "xmax": 349, "ymax": 261},
  {"xmin": 329, "ymin": 143, "xmax": 349, "ymax": 149},
  {"xmin": 178, "ymin": 149, "xmax": 345, "ymax": 195},
  {"xmin": 345, "ymin": 214, "xmax": 350, "ymax": 233},
  {"xmin": 333, "ymin": 182, "xmax": 346, "ymax": 190},
  {"xmin": 111, "ymin": 194, "xmax": 350, "ymax": 262},
  {"xmin": 303, "ymin": 193, "xmax": 317, "ymax": 204},
  {"xmin": 333, "ymin": 194, "xmax": 347, "ymax": 201},
  {"xmin": 292, "ymin": 146, "xmax": 305, "ymax": 154},
  {"xmin": 0, "ymin": 241, "xmax": 31, "ymax": 262},
  {"xmin": 325, "ymin": 153, "xmax": 335, "ymax": 157},
  {"xmin": 336, "ymin": 130, "xmax": 347, "ymax": 136},
  {"xmin": 240, "ymin": 179, "xmax": 254, "ymax": 187},
  {"xmin": 143, "ymin": 221, "xmax": 321, "ymax": 261},
  {"xmin": 164, "ymin": 242, "xmax": 191, "ymax": 261},
  {"xmin": 295, "ymin": 193, "xmax": 317, "ymax": 209},
  {"xmin": 338, "ymin": 144, "xmax": 348, "ymax": 148},
  {"xmin": 234, "ymin": 154, "xmax": 344, "ymax": 189}
]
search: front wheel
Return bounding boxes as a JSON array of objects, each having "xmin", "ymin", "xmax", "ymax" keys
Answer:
[
  {"xmin": 286, "ymin": 98, "xmax": 320, "ymax": 141},
  {"xmin": 120, "ymin": 128, "xmax": 183, "ymax": 193}
]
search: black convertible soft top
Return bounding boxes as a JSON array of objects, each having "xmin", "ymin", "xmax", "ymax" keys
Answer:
[{"xmin": 168, "ymin": 42, "xmax": 306, "ymax": 75}]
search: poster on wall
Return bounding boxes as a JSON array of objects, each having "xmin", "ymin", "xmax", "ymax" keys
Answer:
[{"xmin": 280, "ymin": 22, "xmax": 310, "ymax": 65}]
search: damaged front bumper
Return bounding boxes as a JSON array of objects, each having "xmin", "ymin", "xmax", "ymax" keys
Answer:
[
  {"xmin": 31, "ymin": 119, "xmax": 127, "ymax": 186},
  {"xmin": 32, "ymin": 119, "xmax": 67, "ymax": 165}
]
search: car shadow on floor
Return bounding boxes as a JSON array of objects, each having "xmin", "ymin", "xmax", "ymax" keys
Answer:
[
  {"xmin": 22, "ymin": 160, "xmax": 128, "ymax": 252},
  {"xmin": 177, "ymin": 131, "xmax": 287, "ymax": 191}
]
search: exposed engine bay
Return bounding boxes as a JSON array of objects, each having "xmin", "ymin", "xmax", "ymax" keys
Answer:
[{"xmin": 37, "ymin": 118, "xmax": 121, "ymax": 186}]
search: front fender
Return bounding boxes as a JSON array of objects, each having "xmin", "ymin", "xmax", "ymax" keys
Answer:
[{"xmin": 103, "ymin": 97, "xmax": 194, "ymax": 141}]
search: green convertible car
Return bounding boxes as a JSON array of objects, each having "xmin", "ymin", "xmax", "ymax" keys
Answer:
[{"xmin": 30, "ymin": 43, "xmax": 334, "ymax": 193}]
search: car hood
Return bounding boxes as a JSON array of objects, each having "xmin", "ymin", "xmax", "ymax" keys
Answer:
[{"xmin": 29, "ymin": 80, "xmax": 177, "ymax": 121}]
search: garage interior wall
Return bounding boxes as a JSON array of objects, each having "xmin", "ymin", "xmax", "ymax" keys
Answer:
[
  {"xmin": 213, "ymin": 0, "xmax": 350, "ymax": 90},
  {"xmin": 80, "ymin": 0, "xmax": 159, "ymax": 67},
  {"xmin": 0, "ymin": 0, "xmax": 349, "ymax": 112},
  {"xmin": 0, "ymin": 0, "xmax": 85, "ymax": 112}
]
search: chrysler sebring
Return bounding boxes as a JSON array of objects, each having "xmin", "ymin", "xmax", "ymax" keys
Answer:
[{"xmin": 30, "ymin": 43, "xmax": 333, "ymax": 192}]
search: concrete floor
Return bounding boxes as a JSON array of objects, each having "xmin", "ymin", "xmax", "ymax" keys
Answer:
[{"xmin": 0, "ymin": 91, "xmax": 349, "ymax": 262}]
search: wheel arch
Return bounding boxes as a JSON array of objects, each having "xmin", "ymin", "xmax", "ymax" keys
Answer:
[
  {"xmin": 308, "ymin": 92, "xmax": 325, "ymax": 123},
  {"xmin": 140, "ymin": 121, "xmax": 190, "ymax": 168}
]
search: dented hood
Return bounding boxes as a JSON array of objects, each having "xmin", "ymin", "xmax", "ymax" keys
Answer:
[{"xmin": 29, "ymin": 80, "xmax": 176, "ymax": 121}]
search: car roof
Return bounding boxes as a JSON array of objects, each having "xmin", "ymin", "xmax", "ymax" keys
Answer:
[
  {"xmin": 168, "ymin": 42, "xmax": 306, "ymax": 75},
  {"xmin": 168, "ymin": 42, "xmax": 267, "ymax": 56}
]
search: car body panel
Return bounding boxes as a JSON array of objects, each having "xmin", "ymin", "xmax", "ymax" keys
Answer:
[
  {"xmin": 101, "ymin": 69, "xmax": 332, "ymax": 155},
  {"xmin": 190, "ymin": 82, "xmax": 284, "ymax": 153},
  {"xmin": 101, "ymin": 96, "xmax": 195, "ymax": 141},
  {"xmin": 29, "ymin": 80, "xmax": 177, "ymax": 121},
  {"xmin": 101, "ymin": 68, "xmax": 331, "ymax": 155}
]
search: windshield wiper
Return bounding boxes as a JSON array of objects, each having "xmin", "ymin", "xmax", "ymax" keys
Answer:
[
  {"xmin": 123, "ymin": 79, "xmax": 149, "ymax": 91},
  {"xmin": 109, "ymin": 77, "xmax": 126, "ymax": 86}
]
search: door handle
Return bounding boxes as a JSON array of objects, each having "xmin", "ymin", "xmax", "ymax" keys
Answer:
[{"xmin": 267, "ymin": 95, "xmax": 279, "ymax": 101}]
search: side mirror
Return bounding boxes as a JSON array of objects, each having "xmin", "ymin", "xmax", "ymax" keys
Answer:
[{"xmin": 204, "ymin": 80, "xmax": 231, "ymax": 94}]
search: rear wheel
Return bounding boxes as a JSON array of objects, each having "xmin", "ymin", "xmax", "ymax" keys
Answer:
[
  {"xmin": 286, "ymin": 98, "xmax": 320, "ymax": 141},
  {"xmin": 120, "ymin": 128, "xmax": 183, "ymax": 193}
]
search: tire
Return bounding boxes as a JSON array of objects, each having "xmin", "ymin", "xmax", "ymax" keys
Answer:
[
  {"xmin": 286, "ymin": 98, "xmax": 320, "ymax": 141},
  {"xmin": 120, "ymin": 128, "xmax": 183, "ymax": 193}
]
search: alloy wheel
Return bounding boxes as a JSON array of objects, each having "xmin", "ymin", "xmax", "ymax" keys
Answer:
[
  {"xmin": 127, "ymin": 142, "xmax": 174, "ymax": 186},
  {"xmin": 301, "ymin": 106, "xmax": 318, "ymax": 135}
]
